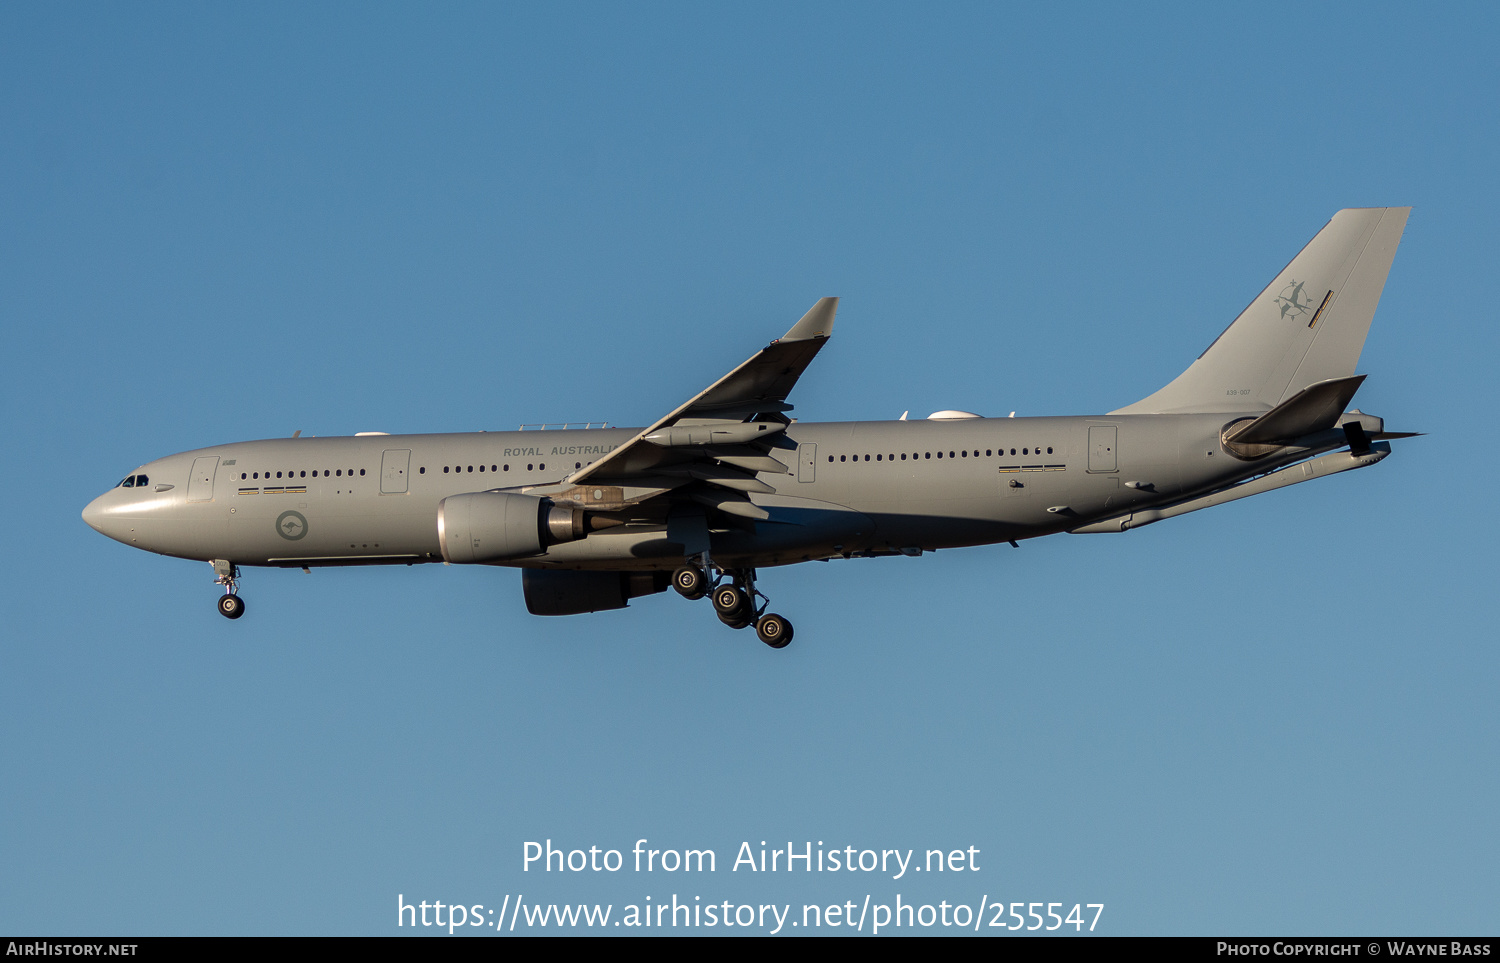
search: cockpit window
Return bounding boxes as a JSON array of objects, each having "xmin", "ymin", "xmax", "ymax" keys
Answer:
[
  {"xmin": 119, "ymin": 476, "xmax": 134, "ymax": 488},
  {"xmin": 117, "ymin": 474, "xmax": 149, "ymax": 488},
  {"xmin": 135, "ymin": 474, "xmax": 149, "ymax": 487}
]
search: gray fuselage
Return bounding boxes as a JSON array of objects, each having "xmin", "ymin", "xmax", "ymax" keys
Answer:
[{"xmin": 82, "ymin": 412, "xmax": 1303, "ymax": 572}]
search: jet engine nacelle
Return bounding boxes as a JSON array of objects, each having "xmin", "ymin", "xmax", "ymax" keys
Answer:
[
  {"xmin": 522, "ymin": 569, "xmax": 669, "ymax": 616},
  {"xmin": 437, "ymin": 491, "xmax": 601, "ymax": 564}
]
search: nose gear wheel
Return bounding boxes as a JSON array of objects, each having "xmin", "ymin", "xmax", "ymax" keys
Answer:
[{"xmin": 212, "ymin": 560, "xmax": 245, "ymax": 620}]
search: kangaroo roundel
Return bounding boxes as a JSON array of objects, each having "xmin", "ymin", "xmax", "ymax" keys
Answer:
[{"xmin": 276, "ymin": 511, "xmax": 308, "ymax": 541}]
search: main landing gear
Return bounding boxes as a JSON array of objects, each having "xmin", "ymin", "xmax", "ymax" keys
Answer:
[
  {"xmin": 212, "ymin": 559, "xmax": 245, "ymax": 620},
  {"xmin": 672, "ymin": 561, "xmax": 793, "ymax": 648}
]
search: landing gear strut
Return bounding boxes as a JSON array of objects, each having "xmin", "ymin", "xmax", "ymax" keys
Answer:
[
  {"xmin": 678, "ymin": 562, "xmax": 793, "ymax": 647},
  {"xmin": 212, "ymin": 559, "xmax": 245, "ymax": 620}
]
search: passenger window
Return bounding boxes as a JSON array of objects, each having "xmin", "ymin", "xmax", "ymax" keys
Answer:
[
  {"xmin": 924, "ymin": 452, "xmax": 930, "ymax": 459},
  {"xmin": 337, "ymin": 470, "xmax": 342, "ymax": 476},
  {"xmin": 419, "ymin": 467, "xmax": 425, "ymax": 474},
  {"xmin": 961, "ymin": 450, "xmax": 967, "ymax": 457},
  {"xmin": 503, "ymin": 465, "xmax": 509, "ymax": 471},
  {"xmin": 528, "ymin": 464, "xmax": 534, "ymax": 471},
  {"xmin": 443, "ymin": 467, "xmax": 449, "ymax": 473},
  {"xmin": 828, "ymin": 455, "xmax": 833, "ymax": 462},
  {"xmin": 479, "ymin": 464, "xmax": 485, "ymax": 472},
  {"xmin": 241, "ymin": 473, "xmax": 247, "ymax": 480},
  {"xmin": 840, "ymin": 455, "xmax": 846, "ymax": 462},
  {"xmin": 876, "ymin": 454, "xmax": 882, "ymax": 461},
  {"xmin": 900, "ymin": 453, "xmax": 906, "ymax": 460},
  {"xmin": 1047, "ymin": 447, "xmax": 1053, "ymax": 454},
  {"xmin": 360, "ymin": 469, "xmax": 366, "ymax": 476},
  {"xmin": 539, "ymin": 463, "xmax": 545, "ymax": 471}
]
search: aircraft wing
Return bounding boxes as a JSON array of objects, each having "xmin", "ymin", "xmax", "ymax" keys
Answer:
[{"xmin": 563, "ymin": 298, "xmax": 837, "ymax": 487}]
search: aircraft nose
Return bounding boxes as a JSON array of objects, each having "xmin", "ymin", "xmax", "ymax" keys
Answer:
[{"xmin": 82, "ymin": 494, "xmax": 107, "ymax": 534}]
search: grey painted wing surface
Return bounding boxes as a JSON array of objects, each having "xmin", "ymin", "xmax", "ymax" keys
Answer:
[
  {"xmin": 1114, "ymin": 207, "xmax": 1409, "ymax": 415},
  {"xmin": 565, "ymin": 298, "xmax": 837, "ymax": 485}
]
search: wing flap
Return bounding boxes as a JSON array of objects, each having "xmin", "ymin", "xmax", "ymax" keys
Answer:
[
  {"xmin": 689, "ymin": 489, "xmax": 772, "ymax": 521},
  {"xmin": 704, "ymin": 447, "xmax": 792, "ymax": 474}
]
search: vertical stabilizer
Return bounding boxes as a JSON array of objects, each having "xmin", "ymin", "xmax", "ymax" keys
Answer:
[{"xmin": 1112, "ymin": 208, "xmax": 1409, "ymax": 414}]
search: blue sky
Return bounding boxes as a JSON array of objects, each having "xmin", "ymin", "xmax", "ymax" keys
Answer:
[{"xmin": 3, "ymin": 2, "xmax": 1496, "ymax": 935}]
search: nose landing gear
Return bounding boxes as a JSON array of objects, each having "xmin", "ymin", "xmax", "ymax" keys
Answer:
[
  {"xmin": 212, "ymin": 559, "xmax": 245, "ymax": 620},
  {"xmin": 678, "ymin": 560, "xmax": 794, "ymax": 648}
]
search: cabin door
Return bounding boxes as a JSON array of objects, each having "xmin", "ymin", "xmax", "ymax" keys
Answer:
[
  {"xmin": 798, "ymin": 443, "xmax": 817, "ymax": 482},
  {"xmin": 1088, "ymin": 426, "xmax": 1118, "ymax": 472},
  {"xmin": 380, "ymin": 449, "xmax": 411, "ymax": 494},
  {"xmin": 187, "ymin": 456, "xmax": 219, "ymax": 502}
]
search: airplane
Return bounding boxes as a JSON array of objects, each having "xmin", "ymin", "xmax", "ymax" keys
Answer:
[{"xmin": 83, "ymin": 207, "xmax": 1416, "ymax": 648}]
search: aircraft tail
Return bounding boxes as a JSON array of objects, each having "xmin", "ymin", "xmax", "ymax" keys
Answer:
[{"xmin": 1112, "ymin": 207, "xmax": 1410, "ymax": 414}]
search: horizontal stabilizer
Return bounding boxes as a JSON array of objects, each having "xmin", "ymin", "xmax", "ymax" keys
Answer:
[{"xmin": 1228, "ymin": 375, "xmax": 1366, "ymax": 445}]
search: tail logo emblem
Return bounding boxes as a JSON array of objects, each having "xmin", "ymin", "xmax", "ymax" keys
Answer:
[{"xmin": 1273, "ymin": 279, "xmax": 1316, "ymax": 321}]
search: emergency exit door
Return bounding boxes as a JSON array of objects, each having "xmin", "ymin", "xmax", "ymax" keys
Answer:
[
  {"xmin": 798, "ymin": 443, "xmax": 817, "ymax": 482},
  {"xmin": 381, "ymin": 449, "xmax": 411, "ymax": 494},
  {"xmin": 1088, "ymin": 426, "xmax": 1117, "ymax": 472}
]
